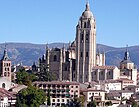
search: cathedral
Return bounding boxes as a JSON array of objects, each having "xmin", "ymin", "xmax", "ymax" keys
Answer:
[{"xmin": 38, "ymin": 2, "xmax": 105, "ymax": 83}]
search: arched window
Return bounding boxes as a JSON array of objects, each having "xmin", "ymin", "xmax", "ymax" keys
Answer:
[
  {"xmin": 84, "ymin": 22, "xmax": 87, "ymax": 28},
  {"xmin": 8, "ymin": 72, "xmax": 10, "ymax": 77},
  {"xmin": 86, "ymin": 33, "xmax": 89, "ymax": 41},
  {"xmin": 54, "ymin": 55, "xmax": 57, "ymax": 61},
  {"xmin": 2, "ymin": 83, "xmax": 5, "ymax": 88},
  {"xmin": 4, "ymin": 72, "xmax": 7, "ymax": 76}
]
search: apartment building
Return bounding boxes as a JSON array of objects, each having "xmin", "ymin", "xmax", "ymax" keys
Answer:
[{"xmin": 33, "ymin": 81, "xmax": 80, "ymax": 106}]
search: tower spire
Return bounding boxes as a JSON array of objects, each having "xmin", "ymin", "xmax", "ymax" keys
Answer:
[
  {"xmin": 85, "ymin": 0, "xmax": 90, "ymax": 11},
  {"xmin": 1, "ymin": 43, "xmax": 10, "ymax": 61},
  {"xmin": 124, "ymin": 45, "xmax": 130, "ymax": 60}
]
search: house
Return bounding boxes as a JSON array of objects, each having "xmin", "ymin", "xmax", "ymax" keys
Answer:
[{"xmin": 81, "ymin": 88, "xmax": 106, "ymax": 106}]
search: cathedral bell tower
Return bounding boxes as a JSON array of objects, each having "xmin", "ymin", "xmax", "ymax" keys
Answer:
[
  {"xmin": 76, "ymin": 2, "xmax": 96, "ymax": 83},
  {"xmin": 0, "ymin": 46, "xmax": 11, "ymax": 82}
]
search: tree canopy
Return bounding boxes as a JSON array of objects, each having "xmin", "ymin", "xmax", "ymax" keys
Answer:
[
  {"xmin": 16, "ymin": 69, "xmax": 37, "ymax": 86},
  {"xmin": 36, "ymin": 65, "xmax": 56, "ymax": 81},
  {"xmin": 16, "ymin": 86, "xmax": 46, "ymax": 107}
]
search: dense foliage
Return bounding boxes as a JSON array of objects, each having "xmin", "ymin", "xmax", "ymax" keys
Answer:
[
  {"xmin": 87, "ymin": 100, "xmax": 96, "ymax": 107},
  {"xmin": 36, "ymin": 65, "xmax": 56, "ymax": 81},
  {"xmin": 66, "ymin": 96, "xmax": 81, "ymax": 107},
  {"xmin": 16, "ymin": 69, "xmax": 37, "ymax": 86},
  {"xmin": 16, "ymin": 86, "xmax": 46, "ymax": 107}
]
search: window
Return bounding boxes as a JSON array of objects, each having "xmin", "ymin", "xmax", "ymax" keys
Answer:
[
  {"xmin": 53, "ymin": 99, "xmax": 55, "ymax": 102},
  {"xmin": 54, "ymin": 55, "xmax": 57, "ymax": 61},
  {"xmin": 76, "ymin": 86, "xmax": 78, "ymax": 88},
  {"xmin": 57, "ymin": 99, "xmax": 60, "ymax": 102},
  {"xmin": 65, "ymin": 66, "xmax": 67, "ymax": 71},
  {"xmin": 80, "ymin": 52, "xmax": 83, "ymax": 57},
  {"xmin": 2, "ymin": 83, "xmax": 5, "ymax": 88},
  {"xmin": 4, "ymin": 72, "xmax": 7, "ymax": 76},
  {"xmin": 84, "ymin": 22, "xmax": 87, "ymax": 28},
  {"xmin": 81, "ymin": 33, "xmax": 84, "ymax": 41},
  {"xmin": 62, "ymin": 99, "xmax": 64, "ymax": 102},
  {"xmin": 86, "ymin": 52, "xmax": 88, "ymax": 57},
  {"xmin": 86, "ymin": 33, "xmax": 89, "ymax": 41},
  {"xmin": 109, "ymin": 72, "xmax": 111, "ymax": 75}
]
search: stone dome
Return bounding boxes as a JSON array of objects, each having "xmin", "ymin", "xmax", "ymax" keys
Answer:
[{"xmin": 82, "ymin": 2, "xmax": 93, "ymax": 18}]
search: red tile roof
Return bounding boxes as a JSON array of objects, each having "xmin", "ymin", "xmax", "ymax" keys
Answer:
[
  {"xmin": 33, "ymin": 81, "xmax": 79, "ymax": 85},
  {"xmin": 93, "ymin": 66, "xmax": 117, "ymax": 70},
  {"xmin": 0, "ymin": 88, "xmax": 16, "ymax": 98}
]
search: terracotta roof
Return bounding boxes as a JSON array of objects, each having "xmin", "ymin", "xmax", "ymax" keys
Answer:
[
  {"xmin": 116, "ymin": 78, "xmax": 134, "ymax": 82},
  {"xmin": 0, "ymin": 88, "xmax": 16, "ymax": 98},
  {"xmin": 99, "ymin": 79, "xmax": 121, "ymax": 84},
  {"xmin": 33, "ymin": 81, "xmax": 79, "ymax": 85},
  {"xmin": 81, "ymin": 88, "xmax": 106, "ymax": 92},
  {"xmin": 125, "ymin": 85, "xmax": 139, "ymax": 88},
  {"xmin": 93, "ymin": 66, "xmax": 117, "ymax": 70}
]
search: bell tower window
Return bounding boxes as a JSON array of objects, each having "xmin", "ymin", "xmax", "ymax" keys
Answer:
[
  {"xmin": 86, "ymin": 33, "xmax": 89, "ymax": 41},
  {"xmin": 54, "ymin": 55, "xmax": 57, "ymax": 61},
  {"xmin": 84, "ymin": 22, "xmax": 87, "ymax": 28},
  {"xmin": 2, "ymin": 83, "xmax": 5, "ymax": 88},
  {"xmin": 86, "ymin": 52, "xmax": 88, "ymax": 57},
  {"xmin": 80, "ymin": 52, "xmax": 83, "ymax": 57},
  {"xmin": 81, "ymin": 33, "xmax": 84, "ymax": 42}
]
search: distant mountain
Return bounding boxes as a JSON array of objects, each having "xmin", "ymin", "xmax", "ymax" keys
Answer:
[{"xmin": 0, "ymin": 43, "xmax": 139, "ymax": 68}]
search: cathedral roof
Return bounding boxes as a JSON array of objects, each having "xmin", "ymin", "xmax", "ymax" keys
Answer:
[{"xmin": 82, "ymin": 2, "xmax": 93, "ymax": 18}]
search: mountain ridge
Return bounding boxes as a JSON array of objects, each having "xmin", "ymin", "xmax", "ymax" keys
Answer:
[{"xmin": 0, "ymin": 42, "xmax": 138, "ymax": 67}]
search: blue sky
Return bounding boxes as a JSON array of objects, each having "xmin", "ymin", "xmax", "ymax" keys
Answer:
[{"xmin": 0, "ymin": 0, "xmax": 139, "ymax": 47}]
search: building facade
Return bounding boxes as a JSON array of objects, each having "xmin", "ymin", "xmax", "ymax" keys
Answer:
[{"xmin": 33, "ymin": 81, "xmax": 80, "ymax": 106}]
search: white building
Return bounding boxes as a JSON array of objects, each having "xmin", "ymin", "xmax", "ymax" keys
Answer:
[
  {"xmin": 99, "ymin": 80, "xmax": 122, "ymax": 93},
  {"xmin": 107, "ymin": 90, "xmax": 134, "ymax": 101},
  {"xmin": 81, "ymin": 88, "xmax": 106, "ymax": 106},
  {"xmin": 0, "ymin": 88, "xmax": 16, "ymax": 107}
]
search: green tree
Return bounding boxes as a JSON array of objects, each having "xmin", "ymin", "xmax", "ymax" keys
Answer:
[
  {"xmin": 105, "ymin": 101, "xmax": 113, "ymax": 106},
  {"xmin": 66, "ymin": 94, "xmax": 81, "ymax": 107},
  {"xmin": 87, "ymin": 97, "xmax": 96, "ymax": 107},
  {"xmin": 132, "ymin": 101, "xmax": 138, "ymax": 107},
  {"xmin": 16, "ymin": 69, "xmax": 37, "ymax": 86},
  {"xmin": 37, "ymin": 64, "xmax": 56, "ymax": 81},
  {"xmin": 16, "ymin": 86, "xmax": 46, "ymax": 107},
  {"xmin": 87, "ymin": 100, "xmax": 96, "ymax": 107},
  {"xmin": 77, "ymin": 95, "xmax": 85, "ymax": 107},
  {"xmin": 47, "ymin": 89, "xmax": 51, "ymax": 106}
]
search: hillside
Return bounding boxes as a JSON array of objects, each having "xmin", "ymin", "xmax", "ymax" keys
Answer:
[{"xmin": 0, "ymin": 43, "xmax": 139, "ymax": 67}]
